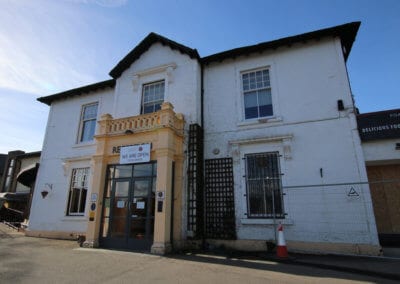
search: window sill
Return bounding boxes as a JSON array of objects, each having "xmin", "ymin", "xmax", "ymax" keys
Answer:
[
  {"xmin": 62, "ymin": 216, "xmax": 87, "ymax": 222},
  {"xmin": 237, "ymin": 116, "xmax": 283, "ymax": 127},
  {"xmin": 240, "ymin": 218, "xmax": 293, "ymax": 225},
  {"xmin": 73, "ymin": 141, "xmax": 96, "ymax": 148}
]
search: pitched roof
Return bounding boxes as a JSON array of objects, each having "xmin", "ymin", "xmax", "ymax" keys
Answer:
[
  {"xmin": 109, "ymin": 32, "xmax": 200, "ymax": 79},
  {"xmin": 202, "ymin": 22, "xmax": 360, "ymax": 64},
  {"xmin": 37, "ymin": 22, "xmax": 360, "ymax": 105},
  {"xmin": 37, "ymin": 79, "xmax": 115, "ymax": 105}
]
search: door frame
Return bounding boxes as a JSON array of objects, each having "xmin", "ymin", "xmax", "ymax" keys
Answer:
[{"xmin": 99, "ymin": 162, "xmax": 156, "ymax": 251}]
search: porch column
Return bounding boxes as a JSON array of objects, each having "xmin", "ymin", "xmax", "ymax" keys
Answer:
[
  {"xmin": 151, "ymin": 146, "xmax": 175, "ymax": 255},
  {"xmin": 83, "ymin": 114, "xmax": 111, "ymax": 247},
  {"xmin": 83, "ymin": 154, "xmax": 107, "ymax": 248}
]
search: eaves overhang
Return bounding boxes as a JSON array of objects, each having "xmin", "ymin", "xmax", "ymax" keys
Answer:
[
  {"xmin": 201, "ymin": 22, "xmax": 361, "ymax": 65},
  {"xmin": 37, "ymin": 79, "xmax": 115, "ymax": 106}
]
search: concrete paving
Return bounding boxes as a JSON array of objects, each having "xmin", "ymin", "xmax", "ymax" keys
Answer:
[{"xmin": 1, "ymin": 223, "xmax": 399, "ymax": 283}]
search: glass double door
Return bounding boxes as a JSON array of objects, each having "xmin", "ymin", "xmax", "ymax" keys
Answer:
[{"xmin": 100, "ymin": 163, "xmax": 156, "ymax": 251}]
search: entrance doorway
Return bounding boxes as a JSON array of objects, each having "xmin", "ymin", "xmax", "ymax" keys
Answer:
[{"xmin": 100, "ymin": 163, "xmax": 156, "ymax": 251}]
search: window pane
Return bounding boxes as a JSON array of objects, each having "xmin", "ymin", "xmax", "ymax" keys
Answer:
[
  {"xmin": 83, "ymin": 104, "xmax": 98, "ymax": 120},
  {"xmin": 248, "ymin": 180, "xmax": 265, "ymax": 215},
  {"xmin": 258, "ymin": 89, "xmax": 273, "ymax": 117},
  {"xmin": 244, "ymin": 91, "xmax": 258, "ymax": 119},
  {"xmin": 154, "ymin": 102, "xmax": 162, "ymax": 112},
  {"xmin": 258, "ymin": 89, "xmax": 272, "ymax": 106},
  {"xmin": 81, "ymin": 120, "xmax": 96, "ymax": 142},
  {"xmin": 79, "ymin": 189, "xmax": 87, "ymax": 213},
  {"xmin": 259, "ymin": 105, "xmax": 273, "ymax": 117},
  {"xmin": 114, "ymin": 165, "xmax": 132, "ymax": 178},
  {"xmin": 133, "ymin": 180, "xmax": 148, "ymax": 198},
  {"xmin": 143, "ymin": 105, "xmax": 154, "ymax": 114},
  {"xmin": 115, "ymin": 181, "xmax": 129, "ymax": 197},
  {"xmin": 133, "ymin": 164, "xmax": 153, "ymax": 177},
  {"xmin": 262, "ymin": 70, "xmax": 270, "ymax": 86},
  {"xmin": 70, "ymin": 188, "xmax": 80, "ymax": 213},
  {"xmin": 244, "ymin": 91, "xmax": 257, "ymax": 108}
]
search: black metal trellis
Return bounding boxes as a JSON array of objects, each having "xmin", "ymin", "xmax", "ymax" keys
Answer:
[
  {"xmin": 187, "ymin": 124, "xmax": 204, "ymax": 239},
  {"xmin": 205, "ymin": 158, "xmax": 236, "ymax": 240}
]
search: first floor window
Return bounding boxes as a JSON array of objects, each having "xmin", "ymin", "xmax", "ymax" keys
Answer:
[
  {"xmin": 245, "ymin": 152, "xmax": 284, "ymax": 218},
  {"xmin": 67, "ymin": 168, "xmax": 89, "ymax": 215},
  {"xmin": 242, "ymin": 69, "xmax": 273, "ymax": 119},
  {"xmin": 79, "ymin": 103, "xmax": 98, "ymax": 142},
  {"xmin": 142, "ymin": 80, "xmax": 165, "ymax": 114}
]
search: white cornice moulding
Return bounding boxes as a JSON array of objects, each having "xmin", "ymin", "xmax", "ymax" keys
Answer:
[
  {"xmin": 228, "ymin": 135, "xmax": 293, "ymax": 145},
  {"xmin": 133, "ymin": 63, "xmax": 177, "ymax": 78},
  {"xmin": 132, "ymin": 63, "xmax": 177, "ymax": 91},
  {"xmin": 229, "ymin": 135, "xmax": 293, "ymax": 160}
]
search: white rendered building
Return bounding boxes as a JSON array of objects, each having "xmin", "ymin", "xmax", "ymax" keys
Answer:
[{"xmin": 27, "ymin": 22, "xmax": 381, "ymax": 255}]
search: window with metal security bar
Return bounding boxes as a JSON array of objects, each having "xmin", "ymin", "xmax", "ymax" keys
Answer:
[
  {"xmin": 244, "ymin": 152, "xmax": 284, "ymax": 218},
  {"xmin": 67, "ymin": 168, "xmax": 89, "ymax": 216}
]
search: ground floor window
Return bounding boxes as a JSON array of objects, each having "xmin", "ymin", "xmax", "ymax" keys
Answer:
[
  {"xmin": 245, "ymin": 152, "xmax": 284, "ymax": 218},
  {"xmin": 67, "ymin": 168, "xmax": 89, "ymax": 216}
]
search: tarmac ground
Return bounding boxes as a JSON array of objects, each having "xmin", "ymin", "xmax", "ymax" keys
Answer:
[{"xmin": 1, "ymin": 223, "xmax": 399, "ymax": 283}]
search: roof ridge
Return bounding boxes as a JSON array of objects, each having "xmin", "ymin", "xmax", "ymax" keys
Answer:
[
  {"xmin": 109, "ymin": 32, "xmax": 200, "ymax": 79},
  {"xmin": 202, "ymin": 21, "xmax": 361, "ymax": 64}
]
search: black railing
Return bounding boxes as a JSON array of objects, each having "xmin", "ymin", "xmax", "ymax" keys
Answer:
[{"xmin": 0, "ymin": 207, "xmax": 24, "ymax": 229}]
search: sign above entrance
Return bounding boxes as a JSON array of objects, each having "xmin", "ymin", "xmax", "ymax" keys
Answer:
[
  {"xmin": 357, "ymin": 109, "xmax": 400, "ymax": 141},
  {"xmin": 120, "ymin": 144, "xmax": 151, "ymax": 164}
]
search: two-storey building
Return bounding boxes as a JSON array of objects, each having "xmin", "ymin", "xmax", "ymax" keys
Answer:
[{"xmin": 27, "ymin": 22, "xmax": 381, "ymax": 255}]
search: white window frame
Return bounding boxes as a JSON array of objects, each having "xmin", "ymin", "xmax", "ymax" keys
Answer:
[
  {"xmin": 67, "ymin": 167, "xmax": 89, "ymax": 216},
  {"xmin": 141, "ymin": 80, "xmax": 165, "ymax": 114},
  {"xmin": 241, "ymin": 68, "xmax": 274, "ymax": 120},
  {"xmin": 78, "ymin": 102, "xmax": 98, "ymax": 143}
]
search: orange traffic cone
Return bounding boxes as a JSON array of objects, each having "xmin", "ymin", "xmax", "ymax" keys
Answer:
[{"xmin": 276, "ymin": 223, "xmax": 288, "ymax": 258}]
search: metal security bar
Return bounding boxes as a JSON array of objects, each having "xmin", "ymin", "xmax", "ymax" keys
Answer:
[
  {"xmin": 244, "ymin": 152, "xmax": 284, "ymax": 218},
  {"xmin": 187, "ymin": 124, "xmax": 204, "ymax": 239},
  {"xmin": 205, "ymin": 158, "xmax": 236, "ymax": 240}
]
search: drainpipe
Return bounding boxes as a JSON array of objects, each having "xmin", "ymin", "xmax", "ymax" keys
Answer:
[
  {"xmin": 200, "ymin": 62, "xmax": 206, "ymax": 249},
  {"xmin": 200, "ymin": 62, "xmax": 204, "ymax": 127},
  {"xmin": 170, "ymin": 161, "xmax": 175, "ymax": 251}
]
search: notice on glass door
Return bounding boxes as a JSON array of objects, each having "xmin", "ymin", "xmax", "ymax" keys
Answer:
[
  {"xmin": 117, "ymin": 200, "xmax": 125, "ymax": 208},
  {"xmin": 136, "ymin": 201, "xmax": 145, "ymax": 209}
]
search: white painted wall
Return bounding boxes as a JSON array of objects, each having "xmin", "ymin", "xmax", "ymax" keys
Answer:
[
  {"xmin": 29, "ymin": 34, "xmax": 380, "ymax": 251},
  {"xmin": 114, "ymin": 43, "xmax": 201, "ymax": 126},
  {"xmin": 363, "ymin": 139, "xmax": 400, "ymax": 164},
  {"xmin": 203, "ymin": 37, "xmax": 379, "ymax": 247},
  {"xmin": 29, "ymin": 88, "xmax": 114, "ymax": 234}
]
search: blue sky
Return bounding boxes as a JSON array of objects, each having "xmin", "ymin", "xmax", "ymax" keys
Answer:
[{"xmin": 0, "ymin": 0, "xmax": 399, "ymax": 153}]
